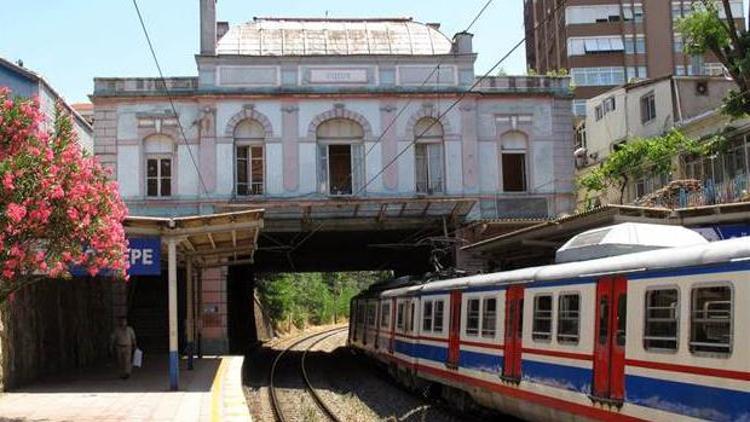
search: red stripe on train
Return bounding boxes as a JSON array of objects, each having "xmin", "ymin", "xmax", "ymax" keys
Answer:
[
  {"xmin": 385, "ymin": 354, "xmax": 643, "ymax": 422},
  {"xmin": 626, "ymin": 358, "xmax": 750, "ymax": 381},
  {"xmin": 522, "ymin": 347, "xmax": 593, "ymax": 361}
]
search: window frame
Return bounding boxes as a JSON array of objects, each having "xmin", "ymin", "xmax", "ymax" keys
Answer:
[
  {"xmin": 145, "ymin": 155, "xmax": 173, "ymax": 198},
  {"xmin": 421, "ymin": 298, "xmax": 446, "ymax": 334},
  {"xmin": 380, "ymin": 302, "xmax": 391, "ymax": 329},
  {"xmin": 640, "ymin": 91, "xmax": 656, "ymax": 124},
  {"xmin": 235, "ymin": 144, "xmax": 266, "ymax": 196},
  {"xmin": 557, "ymin": 292, "xmax": 581, "ymax": 345},
  {"xmin": 463, "ymin": 294, "xmax": 500, "ymax": 339},
  {"xmin": 643, "ymin": 286, "xmax": 680, "ymax": 353},
  {"xmin": 689, "ymin": 282, "xmax": 734, "ymax": 357},
  {"xmin": 396, "ymin": 302, "xmax": 406, "ymax": 331},
  {"xmin": 532, "ymin": 293, "xmax": 554, "ymax": 342}
]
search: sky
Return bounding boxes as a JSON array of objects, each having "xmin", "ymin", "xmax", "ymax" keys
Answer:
[{"xmin": 0, "ymin": 0, "xmax": 527, "ymax": 104}]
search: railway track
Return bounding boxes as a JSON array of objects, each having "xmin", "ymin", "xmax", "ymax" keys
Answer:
[{"xmin": 269, "ymin": 327, "xmax": 349, "ymax": 422}]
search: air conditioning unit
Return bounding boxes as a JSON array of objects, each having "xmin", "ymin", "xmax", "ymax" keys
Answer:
[{"xmin": 696, "ymin": 80, "xmax": 709, "ymax": 96}]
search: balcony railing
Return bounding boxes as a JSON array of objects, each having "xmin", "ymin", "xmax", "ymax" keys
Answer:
[
  {"xmin": 473, "ymin": 76, "xmax": 572, "ymax": 95},
  {"xmin": 94, "ymin": 77, "xmax": 199, "ymax": 96}
]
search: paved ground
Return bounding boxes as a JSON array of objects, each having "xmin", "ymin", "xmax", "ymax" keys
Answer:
[{"xmin": 0, "ymin": 354, "xmax": 251, "ymax": 422}]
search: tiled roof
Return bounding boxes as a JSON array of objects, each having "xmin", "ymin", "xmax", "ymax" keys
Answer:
[{"xmin": 216, "ymin": 18, "xmax": 453, "ymax": 56}]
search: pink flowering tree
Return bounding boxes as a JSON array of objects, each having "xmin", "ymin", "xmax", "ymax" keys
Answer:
[{"xmin": 0, "ymin": 87, "xmax": 129, "ymax": 303}]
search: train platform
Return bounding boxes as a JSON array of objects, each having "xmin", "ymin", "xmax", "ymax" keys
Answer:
[{"xmin": 0, "ymin": 354, "xmax": 251, "ymax": 422}]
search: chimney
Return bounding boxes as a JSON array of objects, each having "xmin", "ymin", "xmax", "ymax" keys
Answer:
[
  {"xmin": 217, "ymin": 21, "xmax": 230, "ymax": 40},
  {"xmin": 453, "ymin": 31, "xmax": 473, "ymax": 54},
  {"xmin": 200, "ymin": 0, "xmax": 217, "ymax": 55}
]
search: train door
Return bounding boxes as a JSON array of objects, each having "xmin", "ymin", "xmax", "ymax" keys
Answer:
[
  {"xmin": 446, "ymin": 290, "xmax": 462, "ymax": 369},
  {"xmin": 592, "ymin": 276, "xmax": 627, "ymax": 403},
  {"xmin": 388, "ymin": 297, "xmax": 397, "ymax": 354},
  {"xmin": 502, "ymin": 285, "xmax": 525, "ymax": 381}
]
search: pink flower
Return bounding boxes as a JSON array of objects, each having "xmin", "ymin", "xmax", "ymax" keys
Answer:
[
  {"xmin": 6, "ymin": 203, "xmax": 27, "ymax": 223},
  {"xmin": 2, "ymin": 173, "xmax": 14, "ymax": 190}
]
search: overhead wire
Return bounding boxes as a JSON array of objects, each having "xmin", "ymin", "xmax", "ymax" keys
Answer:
[
  {"xmin": 290, "ymin": 0, "xmax": 568, "ymax": 259},
  {"xmin": 131, "ymin": 0, "xmax": 210, "ymax": 197}
]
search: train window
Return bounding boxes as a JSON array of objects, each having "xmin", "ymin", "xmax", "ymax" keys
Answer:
[
  {"xmin": 380, "ymin": 302, "xmax": 391, "ymax": 329},
  {"xmin": 616, "ymin": 294, "xmax": 627, "ymax": 347},
  {"xmin": 409, "ymin": 302, "xmax": 416, "ymax": 332},
  {"xmin": 690, "ymin": 285, "xmax": 732, "ymax": 355},
  {"xmin": 532, "ymin": 294, "xmax": 553, "ymax": 341},
  {"xmin": 422, "ymin": 301, "xmax": 434, "ymax": 332},
  {"xmin": 366, "ymin": 303, "xmax": 377, "ymax": 327},
  {"xmin": 598, "ymin": 298, "xmax": 609, "ymax": 345},
  {"xmin": 482, "ymin": 298, "xmax": 498, "ymax": 338},
  {"xmin": 644, "ymin": 289, "xmax": 678, "ymax": 351},
  {"xmin": 558, "ymin": 294, "xmax": 580, "ymax": 344},
  {"xmin": 434, "ymin": 300, "xmax": 445, "ymax": 333},
  {"xmin": 396, "ymin": 302, "xmax": 405, "ymax": 331},
  {"xmin": 466, "ymin": 298, "xmax": 481, "ymax": 336}
]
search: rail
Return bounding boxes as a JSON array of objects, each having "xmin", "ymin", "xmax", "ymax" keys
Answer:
[{"xmin": 269, "ymin": 327, "xmax": 349, "ymax": 422}]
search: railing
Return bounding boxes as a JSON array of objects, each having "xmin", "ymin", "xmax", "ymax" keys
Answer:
[
  {"xmin": 473, "ymin": 76, "xmax": 572, "ymax": 95},
  {"xmin": 679, "ymin": 176, "xmax": 749, "ymax": 208},
  {"xmin": 93, "ymin": 77, "xmax": 199, "ymax": 95}
]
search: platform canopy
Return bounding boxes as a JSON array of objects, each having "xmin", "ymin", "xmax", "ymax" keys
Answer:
[
  {"xmin": 123, "ymin": 209, "xmax": 264, "ymax": 267},
  {"xmin": 220, "ymin": 197, "xmax": 477, "ymax": 232}
]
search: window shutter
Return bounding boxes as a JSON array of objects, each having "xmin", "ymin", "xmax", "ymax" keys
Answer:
[
  {"xmin": 317, "ymin": 144, "xmax": 329, "ymax": 194},
  {"xmin": 352, "ymin": 143, "xmax": 365, "ymax": 195}
]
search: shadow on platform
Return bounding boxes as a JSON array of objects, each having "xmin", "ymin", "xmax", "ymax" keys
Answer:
[{"xmin": 12, "ymin": 353, "xmax": 220, "ymax": 394}]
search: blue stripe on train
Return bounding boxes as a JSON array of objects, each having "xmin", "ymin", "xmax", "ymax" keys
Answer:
[
  {"xmin": 522, "ymin": 359, "xmax": 591, "ymax": 393},
  {"xmin": 626, "ymin": 375, "xmax": 750, "ymax": 422},
  {"xmin": 393, "ymin": 339, "xmax": 750, "ymax": 420},
  {"xmin": 460, "ymin": 349, "xmax": 503, "ymax": 373}
]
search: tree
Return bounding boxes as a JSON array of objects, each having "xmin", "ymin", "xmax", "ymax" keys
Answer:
[
  {"xmin": 578, "ymin": 130, "xmax": 713, "ymax": 205},
  {"xmin": 678, "ymin": 0, "xmax": 750, "ymax": 117},
  {"xmin": 0, "ymin": 88, "xmax": 129, "ymax": 302}
]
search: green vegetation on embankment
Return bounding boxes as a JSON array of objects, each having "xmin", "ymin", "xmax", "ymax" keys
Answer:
[{"xmin": 256, "ymin": 272, "xmax": 389, "ymax": 330}]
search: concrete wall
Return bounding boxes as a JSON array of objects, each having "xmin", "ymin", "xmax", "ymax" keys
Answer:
[{"xmin": 0, "ymin": 278, "xmax": 115, "ymax": 390}]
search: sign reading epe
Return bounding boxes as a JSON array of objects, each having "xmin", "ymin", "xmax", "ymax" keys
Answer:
[{"xmin": 127, "ymin": 237, "xmax": 161, "ymax": 276}]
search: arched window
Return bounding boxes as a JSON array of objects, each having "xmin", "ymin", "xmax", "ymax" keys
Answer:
[
  {"xmin": 316, "ymin": 119, "xmax": 365, "ymax": 196},
  {"xmin": 414, "ymin": 118, "xmax": 445, "ymax": 194},
  {"xmin": 234, "ymin": 119, "xmax": 265, "ymax": 196},
  {"xmin": 144, "ymin": 134, "xmax": 174, "ymax": 197},
  {"xmin": 500, "ymin": 131, "xmax": 528, "ymax": 192}
]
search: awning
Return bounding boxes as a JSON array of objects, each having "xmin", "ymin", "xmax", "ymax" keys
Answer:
[
  {"xmin": 219, "ymin": 197, "xmax": 477, "ymax": 232},
  {"xmin": 124, "ymin": 209, "xmax": 264, "ymax": 267}
]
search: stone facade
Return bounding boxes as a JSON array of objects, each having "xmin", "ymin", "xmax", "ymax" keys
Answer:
[{"xmin": 91, "ymin": 4, "xmax": 576, "ymax": 353}]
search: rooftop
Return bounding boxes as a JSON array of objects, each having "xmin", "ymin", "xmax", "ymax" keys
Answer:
[{"xmin": 215, "ymin": 17, "xmax": 454, "ymax": 56}]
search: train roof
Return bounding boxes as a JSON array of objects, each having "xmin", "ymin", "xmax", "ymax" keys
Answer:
[{"xmin": 380, "ymin": 235, "xmax": 750, "ymax": 297}]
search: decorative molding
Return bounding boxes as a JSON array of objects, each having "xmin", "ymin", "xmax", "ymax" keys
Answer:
[
  {"xmin": 380, "ymin": 105, "xmax": 397, "ymax": 113},
  {"xmin": 224, "ymin": 107, "xmax": 274, "ymax": 138},
  {"xmin": 282, "ymin": 105, "xmax": 299, "ymax": 113},
  {"xmin": 459, "ymin": 104, "xmax": 474, "ymax": 112},
  {"xmin": 405, "ymin": 105, "xmax": 454, "ymax": 137},
  {"xmin": 306, "ymin": 106, "xmax": 374, "ymax": 140}
]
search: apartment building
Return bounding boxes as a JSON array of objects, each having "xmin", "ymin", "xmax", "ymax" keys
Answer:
[
  {"xmin": 578, "ymin": 75, "xmax": 739, "ymax": 205},
  {"xmin": 524, "ymin": 0, "xmax": 745, "ymax": 117}
]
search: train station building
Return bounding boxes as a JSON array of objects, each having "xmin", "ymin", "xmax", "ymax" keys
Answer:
[{"xmin": 88, "ymin": 0, "xmax": 575, "ymax": 381}]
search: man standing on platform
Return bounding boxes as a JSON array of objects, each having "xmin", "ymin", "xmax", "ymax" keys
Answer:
[{"xmin": 110, "ymin": 317, "xmax": 137, "ymax": 379}]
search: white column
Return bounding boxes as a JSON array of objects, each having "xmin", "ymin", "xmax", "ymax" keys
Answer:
[
  {"xmin": 168, "ymin": 236, "xmax": 179, "ymax": 390},
  {"xmin": 186, "ymin": 257, "xmax": 195, "ymax": 370}
]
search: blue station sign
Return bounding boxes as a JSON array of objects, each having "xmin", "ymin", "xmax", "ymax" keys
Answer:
[{"xmin": 127, "ymin": 237, "xmax": 162, "ymax": 276}]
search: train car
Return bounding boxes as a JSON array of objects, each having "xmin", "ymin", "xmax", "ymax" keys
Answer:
[{"xmin": 349, "ymin": 223, "xmax": 750, "ymax": 421}]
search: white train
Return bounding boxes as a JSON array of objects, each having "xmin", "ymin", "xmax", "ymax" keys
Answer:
[{"xmin": 349, "ymin": 223, "xmax": 750, "ymax": 421}]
